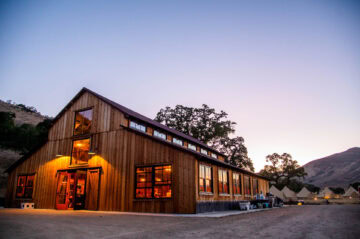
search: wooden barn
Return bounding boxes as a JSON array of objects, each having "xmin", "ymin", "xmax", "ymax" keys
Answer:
[{"xmin": 5, "ymin": 88, "xmax": 269, "ymax": 213}]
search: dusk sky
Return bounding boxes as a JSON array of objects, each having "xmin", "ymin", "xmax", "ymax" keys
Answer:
[{"xmin": 1, "ymin": 1, "xmax": 359, "ymax": 171}]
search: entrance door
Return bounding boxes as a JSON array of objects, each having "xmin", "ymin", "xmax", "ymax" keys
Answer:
[
  {"xmin": 86, "ymin": 169, "xmax": 100, "ymax": 210},
  {"xmin": 74, "ymin": 170, "xmax": 87, "ymax": 210},
  {"xmin": 56, "ymin": 172, "xmax": 76, "ymax": 210}
]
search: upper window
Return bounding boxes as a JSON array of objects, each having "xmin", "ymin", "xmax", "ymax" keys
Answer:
[
  {"xmin": 154, "ymin": 130, "xmax": 166, "ymax": 140},
  {"xmin": 172, "ymin": 137, "xmax": 183, "ymax": 146},
  {"xmin": 233, "ymin": 173, "xmax": 242, "ymax": 195},
  {"xmin": 211, "ymin": 153, "xmax": 217, "ymax": 159},
  {"xmin": 74, "ymin": 109, "xmax": 93, "ymax": 135},
  {"xmin": 71, "ymin": 138, "xmax": 91, "ymax": 165},
  {"xmin": 16, "ymin": 174, "xmax": 34, "ymax": 199},
  {"xmin": 244, "ymin": 175, "xmax": 251, "ymax": 195},
  {"xmin": 218, "ymin": 169, "xmax": 229, "ymax": 194},
  {"xmin": 199, "ymin": 164, "xmax": 212, "ymax": 193},
  {"xmin": 253, "ymin": 178, "xmax": 259, "ymax": 195},
  {"xmin": 130, "ymin": 121, "xmax": 146, "ymax": 132},
  {"xmin": 135, "ymin": 165, "xmax": 172, "ymax": 199},
  {"xmin": 200, "ymin": 148, "xmax": 208, "ymax": 155},
  {"xmin": 188, "ymin": 143, "xmax": 197, "ymax": 151}
]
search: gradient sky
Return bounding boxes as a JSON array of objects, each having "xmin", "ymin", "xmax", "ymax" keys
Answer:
[{"xmin": 1, "ymin": 0, "xmax": 359, "ymax": 171}]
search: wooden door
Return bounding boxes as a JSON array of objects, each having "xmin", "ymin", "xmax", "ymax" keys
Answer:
[{"xmin": 85, "ymin": 169, "xmax": 100, "ymax": 210}]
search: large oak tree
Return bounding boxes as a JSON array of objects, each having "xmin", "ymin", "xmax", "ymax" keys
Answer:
[{"xmin": 155, "ymin": 104, "xmax": 254, "ymax": 171}]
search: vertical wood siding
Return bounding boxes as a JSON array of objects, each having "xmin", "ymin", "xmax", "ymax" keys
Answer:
[{"xmin": 6, "ymin": 92, "xmax": 196, "ymax": 213}]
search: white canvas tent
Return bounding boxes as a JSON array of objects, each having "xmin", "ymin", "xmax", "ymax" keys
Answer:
[
  {"xmin": 318, "ymin": 187, "xmax": 335, "ymax": 199},
  {"xmin": 281, "ymin": 186, "xmax": 297, "ymax": 201},
  {"xmin": 343, "ymin": 186, "xmax": 360, "ymax": 198},
  {"xmin": 270, "ymin": 186, "xmax": 285, "ymax": 200},
  {"xmin": 297, "ymin": 187, "xmax": 313, "ymax": 199}
]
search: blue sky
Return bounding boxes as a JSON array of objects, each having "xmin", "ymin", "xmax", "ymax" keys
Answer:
[{"xmin": 1, "ymin": 0, "xmax": 359, "ymax": 171}]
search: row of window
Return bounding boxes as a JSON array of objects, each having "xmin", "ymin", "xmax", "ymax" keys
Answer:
[
  {"xmin": 71, "ymin": 109, "xmax": 221, "ymax": 166},
  {"xmin": 16, "ymin": 165, "xmax": 260, "ymax": 200},
  {"xmin": 129, "ymin": 120, "xmax": 219, "ymax": 160},
  {"xmin": 199, "ymin": 164, "xmax": 259, "ymax": 196}
]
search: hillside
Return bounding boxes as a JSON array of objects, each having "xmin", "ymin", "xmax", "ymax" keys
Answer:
[
  {"xmin": 0, "ymin": 99, "xmax": 46, "ymax": 125},
  {"xmin": 0, "ymin": 100, "xmax": 49, "ymax": 199},
  {"xmin": 303, "ymin": 147, "xmax": 360, "ymax": 188}
]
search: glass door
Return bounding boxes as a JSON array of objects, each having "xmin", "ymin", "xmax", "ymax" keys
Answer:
[
  {"xmin": 56, "ymin": 172, "xmax": 69, "ymax": 210},
  {"xmin": 56, "ymin": 171, "xmax": 76, "ymax": 210}
]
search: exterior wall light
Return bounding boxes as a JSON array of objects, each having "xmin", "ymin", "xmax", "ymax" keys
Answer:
[
  {"xmin": 56, "ymin": 154, "xmax": 63, "ymax": 157},
  {"xmin": 88, "ymin": 151, "xmax": 96, "ymax": 155}
]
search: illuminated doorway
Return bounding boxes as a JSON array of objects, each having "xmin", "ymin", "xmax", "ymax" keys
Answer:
[{"xmin": 55, "ymin": 169, "xmax": 100, "ymax": 210}]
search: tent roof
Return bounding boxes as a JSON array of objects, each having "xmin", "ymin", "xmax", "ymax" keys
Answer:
[
  {"xmin": 344, "ymin": 186, "xmax": 360, "ymax": 197},
  {"xmin": 297, "ymin": 187, "xmax": 312, "ymax": 198},
  {"xmin": 270, "ymin": 186, "xmax": 285, "ymax": 200},
  {"xmin": 281, "ymin": 186, "xmax": 297, "ymax": 198}
]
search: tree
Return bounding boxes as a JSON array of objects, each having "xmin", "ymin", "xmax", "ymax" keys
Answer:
[
  {"xmin": 0, "ymin": 111, "xmax": 52, "ymax": 154},
  {"xmin": 155, "ymin": 104, "xmax": 254, "ymax": 171},
  {"xmin": 217, "ymin": 136, "xmax": 254, "ymax": 171},
  {"xmin": 350, "ymin": 182, "xmax": 360, "ymax": 190},
  {"xmin": 330, "ymin": 187, "xmax": 345, "ymax": 195},
  {"xmin": 259, "ymin": 153, "xmax": 307, "ymax": 186}
]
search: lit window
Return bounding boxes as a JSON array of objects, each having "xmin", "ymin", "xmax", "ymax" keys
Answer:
[
  {"xmin": 172, "ymin": 137, "xmax": 183, "ymax": 146},
  {"xmin": 135, "ymin": 167, "xmax": 153, "ymax": 199},
  {"xmin": 244, "ymin": 175, "xmax": 251, "ymax": 195},
  {"xmin": 253, "ymin": 178, "xmax": 259, "ymax": 195},
  {"xmin": 211, "ymin": 153, "xmax": 217, "ymax": 159},
  {"xmin": 71, "ymin": 138, "xmax": 91, "ymax": 165},
  {"xmin": 135, "ymin": 165, "xmax": 172, "ymax": 199},
  {"xmin": 130, "ymin": 121, "xmax": 146, "ymax": 132},
  {"xmin": 16, "ymin": 175, "xmax": 35, "ymax": 199},
  {"xmin": 154, "ymin": 165, "xmax": 172, "ymax": 198},
  {"xmin": 188, "ymin": 143, "xmax": 197, "ymax": 151},
  {"xmin": 218, "ymin": 169, "xmax": 229, "ymax": 194},
  {"xmin": 201, "ymin": 148, "xmax": 208, "ymax": 155},
  {"xmin": 74, "ymin": 109, "xmax": 93, "ymax": 135},
  {"xmin": 199, "ymin": 164, "xmax": 212, "ymax": 193},
  {"xmin": 233, "ymin": 173, "xmax": 242, "ymax": 195},
  {"xmin": 154, "ymin": 130, "xmax": 166, "ymax": 140}
]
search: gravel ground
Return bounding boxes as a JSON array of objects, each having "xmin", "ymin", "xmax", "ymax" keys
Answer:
[{"xmin": 0, "ymin": 205, "xmax": 359, "ymax": 239}]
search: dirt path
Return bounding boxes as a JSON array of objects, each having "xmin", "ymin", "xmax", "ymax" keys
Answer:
[{"xmin": 0, "ymin": 205, "xmax": 359, "ymax": 239}]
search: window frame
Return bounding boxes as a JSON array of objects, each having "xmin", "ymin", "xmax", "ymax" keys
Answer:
[
  {"xmin": 134, "ymin": 164, "xmax": 172, "ymax": 199},
  {"xmin": 218, "ymin": 169, "xmax": 229, "ymax": 195},
  {"xmin": 233, "ymin": 173, "xmax": 242, "ymax": 195},
  {"xmin": 172, "ymin": 137, "xmax": 183, "ymax": 146},
  {"xmin": 211, "ymin": 152, "xmax": 217, "ymax": 159},
  {"xmin": 15, "ymin": 174, "xmax": 35, "ymax": 199},
  {"xmin": 153, "ymin": 130, "xmax": 166, "ymax": 140},
  {"xmin": 129, "ymin": 120, "xmax": 147, "ymax": 133},
  {"xmin": 253, "ymin": 178, "xmax": 259, "ymax": 195},
  {"xmin": 73, "ymin": 107, "xmax": 93, "ymax": 136},
  {"xmin": 70, "ymin": 137, "xmax": 92, "ymax": 165},
  {"xmin": 199, "ymin": 164, "xmax": 213, "ymax": 194},
  {"xmin": 200, "ymin": 148, "xmax": 208, "ymax": 155},
  {"xmin": 244, "ymin": 175, "xmax": 251, "ymax": 196},
  {"xmin": 188, "ymin": 143, "xmax": 197, "ymax": 151}
]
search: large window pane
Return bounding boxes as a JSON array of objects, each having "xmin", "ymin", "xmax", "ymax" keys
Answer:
[
  {"xmin": 16, "ymin": 175, "xmax": 34, "ymax": 199},
  {"xmin": 74, "ymin": 109, "xmax": 93, "ymax": 135},
  {"xmin": 199, "ymin": 164, "xmax": 212, "ymax": 193},
  {"xmin": 135, "ymin": 165, "xmax": 171, "ymax": 199},
  {"xmin": 218, "ymin": 169, "xmax": 229, "ymax": 194},
  {"xmin": 71, "ymin": 138, "xmax": 91, "ymax": 165}
]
